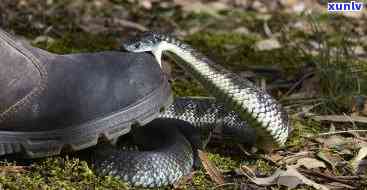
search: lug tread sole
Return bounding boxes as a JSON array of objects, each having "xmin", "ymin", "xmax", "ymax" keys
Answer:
[{"xmin": 0, "ymin": 80, "xmax": 172, "ymax": 158}]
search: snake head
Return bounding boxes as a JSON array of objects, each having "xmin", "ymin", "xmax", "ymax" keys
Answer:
[
  {"xmin": 121, "ymin": 32, "xmax": 162, "ymax": 52},
  {"xmin": 121, "ymin": 32, "xmax": 166, "ymax": 68}
]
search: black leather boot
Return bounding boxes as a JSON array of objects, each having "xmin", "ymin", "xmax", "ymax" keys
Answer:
[{"xmin": 0, "ymin": 29, "xmax": 172, "ymax": 158}]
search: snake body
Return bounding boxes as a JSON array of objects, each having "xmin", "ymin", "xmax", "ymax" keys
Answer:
[
  {"xmin": 93, "ymin": 115, "xmax": 194, "ymax": 187},
  {"xmin": 93, "ymin": 32, "xmax": 290, "ymax": 187},
  {"xmin": 93, "ymin": 97, "xmax": 256, "ymax": 187}
]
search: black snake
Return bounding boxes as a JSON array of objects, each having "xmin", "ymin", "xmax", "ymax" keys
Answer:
[{"xmin": 92, "ymin": 32, "xmax": 290, "ymax": 187}]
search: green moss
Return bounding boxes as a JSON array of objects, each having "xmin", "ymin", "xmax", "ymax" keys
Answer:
[
  {"xmin": 177, "ymin": 152, "xmax": 240, "ymax": 190},
  {"xmin": 187, "ymin": 170, "xmax": 213, "ymax": 190},
  {"xmin": 0, "ymin": 157, "xmax": 128, "ymax": 190},
  {"xmin": 184, "ymin": 32, "xmax": 257, "ymax": 69},
  {"xmin": 32, "ymin": 32, "xmax": 119, "ymax": 54},
  {"xmin": 207, "ymin": 153, "xmax": 239, "ymax": 171},
  {"xmin": 184, "ymin": 32, "xmax": 311, "ymax": 75},
  {"xmin": 286, "ymin": 119, "xmax": 321, "ymax": 151},
  {"xmin": 171, "ymin": 78, "xmax": 208, "ymax": 97},
  {"xmin": 255, "ymin": 160, "xmax": 274, "ymax": 175}
]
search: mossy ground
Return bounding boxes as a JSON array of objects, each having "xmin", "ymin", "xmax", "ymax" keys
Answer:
[{"xmin": 1, "ymin": 1, "xmax": 367, "ymax": 189}]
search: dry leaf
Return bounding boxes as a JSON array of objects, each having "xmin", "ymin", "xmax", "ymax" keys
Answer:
[
  {"xmin": 139, "ymin": 0, "xmax": 152, "ymax": 9},
  {"xmin": 350, "ymin": 146, "xmax": 367, "ymax": 174},
  {"xmin": 255, "ymin": 38, "xmax": 281, "ymax": 51},
  {"xmin": 281, "ymin": 151, "xmax": 312, "ymax": 165},
  {"xmin": 269, "ymin": 152, "xmax": 284, "ymax": 162},
  {"xmin": 277, "ymin": 175, "xmax": 302, "ymax": 188},
  {"xmin": 233, "ymin": 27, "xmax": 250, "ymax": 35},
  {"xmin": 341, "ymin": 11, "xmax": 364, "ymax": 19},
  {"xmin": 32, "ymin": 36, "xmax": 55, "ymax": 44},
  {"xmin": 317, "ymin": 151, "xmax": 342, "ymax": 171},
  {"xmin": 180, "ymin": 2, "xmax": 228, "ymax": 18},
  {"xmin": 250, "ymin": 168, "xmax": 283, "ymax": 186},
  {"xmin": 246, "ymin": 166, "xmax": 329, "ymax": 190},
  {"xmin": 325, "ymin": 182, "xmax": 357, "ymax": 190},
  {"xmin": 295, "ymin": 157, "xmax": 326, "ymax": 169},
  {"xmin": 280, "ymin": 166, "xmax": 329, "ymax": 190},
  {"xmin": 323, "ymin": 135, "xmax": 346, "ymax": 148},
  {"xmin": 0, "ymin": 166, "xmax": 31, "ymax": 173}
]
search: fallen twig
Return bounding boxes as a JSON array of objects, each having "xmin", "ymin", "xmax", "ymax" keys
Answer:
[
  {"xmin": 241, "ymin": 165, "xmax": 330, "ymax": 190},
  {"xmin": 112, "ymin": 18, "xmax": 148, "ymax": 32},
  {"xmin": 279, "ymin": 151, "xmax": 313, "ymax": 164},
  {"xmin": 299, "ymin": 169, "xmax": 355, "ymax": 186},
  {"xmin": 334, "ymin": 175, "xmax": 366, "ymax": 180},
  {"xmin": 238, "ymin": 144, "xmax": 279, "ymax": 166},
  {"xmin": 0, "ymin": 165, "xmax": 31, "ymax": 173},
  {"xmin": 314, "ymin": 130, "xmax": 367, "ymax": 137},
  {"xmin": 281, "ymin": 71, "xmax": 315, "ymax": 100},
  {"xmin": 310, "ymin": 115, "xmax": 367, "ymax": 123},
  {"xmin": 197, "ymin": 149, "xmax": 225, "ymax": 185}
]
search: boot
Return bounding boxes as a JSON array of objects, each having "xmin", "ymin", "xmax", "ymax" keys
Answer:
[{"xmin": 0, "ymin": 29, "xmax": 172, "ymax": 158}]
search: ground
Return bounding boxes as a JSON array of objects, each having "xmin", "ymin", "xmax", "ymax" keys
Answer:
[{"xmin": 0, "ymin": 0, "xmax": 367, "ymax": 189}]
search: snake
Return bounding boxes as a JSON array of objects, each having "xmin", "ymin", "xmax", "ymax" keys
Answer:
[{"xmin": 92, "ymin": 32, "xmax": 290, "ymax": 187}]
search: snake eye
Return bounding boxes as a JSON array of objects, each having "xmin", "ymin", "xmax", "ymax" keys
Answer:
[{"xmin": 134, "ymin": 43, "xmax": 141, "ymax": 49}]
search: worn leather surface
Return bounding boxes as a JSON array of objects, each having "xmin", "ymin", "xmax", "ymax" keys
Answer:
[
  {"xmin": 0, "ymin": 29, "xmax": 164, "ymax": 131},
  {"xmin": 0, "ymin": 32, "xmax": 40, "ymax": 115}
]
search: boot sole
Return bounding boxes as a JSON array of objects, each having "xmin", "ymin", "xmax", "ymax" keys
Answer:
[{"xmin": 0, "ymin": 79, "xmax": 172, "ymax": 158}]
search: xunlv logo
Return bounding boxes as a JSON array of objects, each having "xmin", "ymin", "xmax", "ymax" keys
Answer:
[{"xmin": 328, "ymin": 1, "xmax": 364, "ymax": 12}]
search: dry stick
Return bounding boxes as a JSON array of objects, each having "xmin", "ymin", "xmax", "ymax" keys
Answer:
[
  {"xmin": 299, "ymin": 169, "xmax": 356, "ymax": 186},
  {"xmin": 314, "ymin": 130, "xmax": 367, "ymax": 137},
  {"xmin": 349, "ymin": 134, "xmax": 367, "ymax": 142},
  {"xmin": 307, "ymin": 113, "xmax": 367, "ymax": 138},
  {"xmin": 343, "ymin": 113, "xmax": 357, "ymax": 128},
  {"xmin": 111, "ymin": 18, "xmax": 148, "ymax": 32},
  {"xmin": 0, "ymin": 166, "xmax": 31, "ymax": 173},
  {"xmin": 320, "ymin": 113, "xmax": 361, "ymax": 139},
  {"xmin": 345, "ymin": 128, "xmax": 367, "ymax": 141},
  {"xmin": 282, "ymin": 98, "xmax": 322, "ymax": 109},
  {"xmin": 173, "ymin": 171, "xmax": 197, "ymax": 189},
  {"xmin": 237, "ymin": 144, "xmax": 279, "ymax": 166},
  {"xmin": 334, "ymin": 175, "xmax": 365, "ymax": 180},
  {"xmin": 280, "ymin": 151, "xmax": 313, "ymax": 163},
  {"xmin": 263, "ymin": 20, "xmax": 273, "ymax": 37},
  {"xmin": 311, "ymin": 115, "xmax": 367, "ymax": 123},
  {"xmin": 239, "ymin": 164, "xmax": 256, "ymax": 178},
  {"xmin": 197, "ymin": 149, "xmax": 225, "ymax": 185},
  {"xmin": 282, "ymin": 96, "xmax": 321, "ymax": 102},
  {"xmin": 237, "ymin": 144, "xmax": 252, "ymax": 156},
  {"xmin": 291, "ymin": 102, "xmax": 323, "ymax": 118},
  {"xmin": 266, "ymin": 82, "xmax": 293, "ymax": 90},
  {"xmin": 281, "ymin": 71, "xmax": 315, "ymax": 100}
]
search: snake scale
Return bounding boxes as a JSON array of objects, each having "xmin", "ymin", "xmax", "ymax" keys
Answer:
[{"xmin": 92, "ymin": 32, "xmax": 290, "ymax": 187}]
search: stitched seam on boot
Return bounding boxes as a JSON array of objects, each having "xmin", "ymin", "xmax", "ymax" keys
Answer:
[{"xmin": 0, "ymin": 30, "xmax": 48, "ymax": 123}]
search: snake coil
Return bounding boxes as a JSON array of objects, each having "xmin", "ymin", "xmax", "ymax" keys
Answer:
[{"xmin": 93, "ymin": 32, "xmax": 290, "ymax": 187}]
